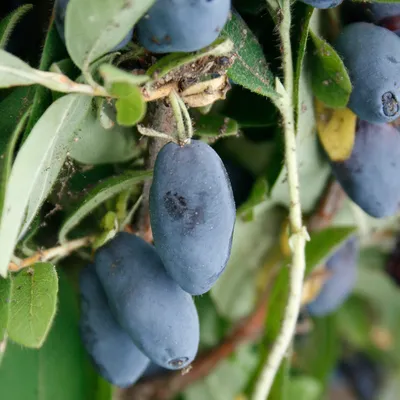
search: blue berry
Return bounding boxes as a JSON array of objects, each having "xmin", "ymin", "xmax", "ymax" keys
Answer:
[
  {"xmin": 137, "ymin": 0, "xmax": 231, "ymax": 53},
  {"xmin": 299, "ymin": 0, "xmax": 343, "ymax": 9},
  {"xmin": 150, "ymin": 140, "xmax": 236, "ymax": 295},
  {"xmin": 79, "ymin": 267, "xmax": 150, "ymax": 387},
  {"xmin": 335, "ymin": 23, "xmax": 400, "ymax": 123},
  {"xmin": 308, "ymin": 237, "xmax": 359, "ymax": 316},
  {"xmin": 329, "ymin": 120, "xmax": 400, "ymax": 218},
  {"xmin": 94, "ymin": 232, "xmax": 200, "ymax": 370}
]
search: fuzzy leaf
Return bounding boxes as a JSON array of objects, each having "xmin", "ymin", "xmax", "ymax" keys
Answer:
[
  {"xmin": 222, "ymin": 12, "xmax": 278, "ymax": 99},
  {"xmin": 8, "ymin": 263, "xmax": 58, "ymax": 348},
  {"xmin": 65, "ymin": 0, "xmax": 155, "ymax": 69},
  {"xmin": 0, "ymin": 94, "xmax": 91, "ymax": 277}
]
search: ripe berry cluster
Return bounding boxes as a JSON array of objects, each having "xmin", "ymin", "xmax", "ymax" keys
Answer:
[
  {"xmin": 80, "ymin": 140, "xmax": 236, "ymax": 387},
  {"xmin": 327, "ymin": 6, "xmax": 400, "ymax": 220}
]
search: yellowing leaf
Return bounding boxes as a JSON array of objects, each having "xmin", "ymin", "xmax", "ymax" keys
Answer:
[
  {"xmin": 279, "ymin": 219, "xmax": 291, "ymax": 257},
  {"xmin": 315, "ymin": 99, "xmax": 356, "ymax": 162},
  {"xmin": 301, "ymin": 267, "xmax": 331, "ymax": 306}
]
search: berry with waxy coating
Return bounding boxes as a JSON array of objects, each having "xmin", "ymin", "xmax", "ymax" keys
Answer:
[
  {"xmin": 150, "ymin": 140, "xmax": 236, "ymax": 295},
  {"xmin": 329, "ymin": 120, "xmax": 400, "ymax": 218},
  {"xmin": 369, "ymin": 4, "xmax": 400, "ymax": 36},
  {"xmin": 299, "ymin": 0, "xmax": 343, "ymax": 9},
  {"xmin": 369, "ymin": 3, "xmax": 400, "ymax": 24},
  {"xmin": 79, "ymin": 267, "xmax": 150, "ymax": 388},
  {"xmin": 307, "ymin": 237, "xmax": 359, "ymax": 317},
  {"xmin": 54, "ymin": 0, "xmax": 132, "ymax": 51},
  {"xmin": 137, "ymin": 0, "xmax": 231, "ymax": 53},
  {"xmin": 94, "ymin": 232, "xmax": 200, "ymax": 370},
  {"xmin": 335, "ymin": 23, "xmax": 400, "ymax": 123}
]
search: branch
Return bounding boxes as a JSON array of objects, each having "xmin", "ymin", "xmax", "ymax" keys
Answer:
[
  {"xmin": 8, "ymin": 236, "xmax": 94, "ymax": 272},
  {"xmin": 252, "ymin": 0, "xmax": 309, "ymax": 398}
]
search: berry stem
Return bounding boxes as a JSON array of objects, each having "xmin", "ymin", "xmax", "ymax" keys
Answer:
[
  {"xmin": 176, "ymin": 95, "xmax": 194, "ymax": 140},
  {"xmin": 169, "ymin": 90, "xmax": 187, "ymax": 144},
  {"xmin": 252, "ymin": 0, "xmax": 309, "ymax": 398}
]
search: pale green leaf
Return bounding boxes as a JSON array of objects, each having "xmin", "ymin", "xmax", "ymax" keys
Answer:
[
  {"xmin": 0, "ymin": 49, "xmax": 102, "ymax": 95},
  {"xmin": 59, "ymin": 170, "xmax": 152, "ymax": 243},
  {"xmin": 99, "ymin": 64, "xmax": 149, "ymax": 86},
  {"xmin": 211, "ymin": 202, "xmax": 286, "ymax": 320},
  {"xmin": 0, "ymin": 94, "xmax": 92, "ymax": 277},
  {"xmin": 24, "ymin": 23, "xmax": 68, "ymax": 139},
  {"xmin": 0, "ymin": 87, "xmax": 33, "ymax": 222},
  {"xmin": 0, "ymin": 4, "xmax": 33, "ymax": 49},
  {"xmin": 183, "ymin": 344, "xmax": 258, "ymax": 400},
  {"xmin": 286, "ymin": 377, "xmax": 322, "ymax": 400},
  {"xmin": 69, "ymin": 104, "xmax": 138, "ymax": 165},
  {"xmin": 8, "ymin": 263, "xmax": 58, "ymax": 348},
  {"xmin": 65, "ymin": 0, "xmax": 155, "ymax": 69}
]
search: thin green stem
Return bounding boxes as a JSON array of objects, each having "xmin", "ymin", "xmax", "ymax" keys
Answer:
[{"xmin": 252, "ymin": 0, "xmax": 309, "ymax": 398}]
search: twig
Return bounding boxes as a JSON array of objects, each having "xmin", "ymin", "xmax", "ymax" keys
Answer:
[
  {"xmin": 8, "ymin": 236, "xmax": 94, "ymax": 272},
  {"xmin": 252, "ymin": 0, "xmax": 309, "ymax": 398}
]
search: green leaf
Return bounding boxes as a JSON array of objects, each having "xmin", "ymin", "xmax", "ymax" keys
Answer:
[
  {"xmin": 211, "ymin": 203, "xmax": 286, "ymax": 321},
  {"xmin": 222, "ymin": 12, "xmax": 278, "ymax": 99},
  {"xmin": 0, "ymin": 271, "xmax": 99, "ymax": 400},
  {"xmin": 0, "ymin": 278, "xmax": 11, "ymax": 341},
  {"xmin": 194, "ymin": 114, "xmax": 238, "ymax": 138},
  {"xmin": 183, "ymin": 344, "xmax": 258, "ymax": 400},
  {"xmin": 69, "ymin": 104, "xmax": 138, "ymax": 165},
  {"xmin": 0, "ymin": 87, "xmax": 33, "ymax": 221},
  {"xmin": 0, "ymin": 4, "xmax": 33, "ymax": 49},
  {"xmin": 296, "ymin": 315, "xmax": 340, "ymax": 387},
  {"xmin": 336, "ymin": 296, "xmax": 372, "ymax": 349},
  {"xmin": 309, "ymin": 30, "xmax": 352, "ymax": 108},
  {"xmin": 24, "ymin": 23, "xmax": 68, "ymax": 139},
  {"xmin": 286, "ymin": 376, "xmax": 323, "ymax": 400},
  {"xmin": 59, "ymin": 170, "xmax": 152, "ymax": 243},
  {"xmin": 109, "ymin": 82, "xmax": 147, "ymax": 127},
  {"xmin": 304, "ymin": 226, "xmax": 357, "ymax": 273},
  {"xmin": 0, "ymin": 94, "xmax": 92, "ymax": 277},
  {"xmin": 146, "ymin": 38, "xmax": 233, "ymax": 82},
  {"xmin": 0, "ymin": 49, "xmax": 98, "ymax": 95},
  {"xmin": 8, "ymin": 263, "xmax": 58, "ymax": 348},
  {"xmin": 65, "ymin": 0, "xmax": 155, "ymax": 69},
  {"xmin": 99, "ymin": 64, "xmax": 149, "ymax": 86}
]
